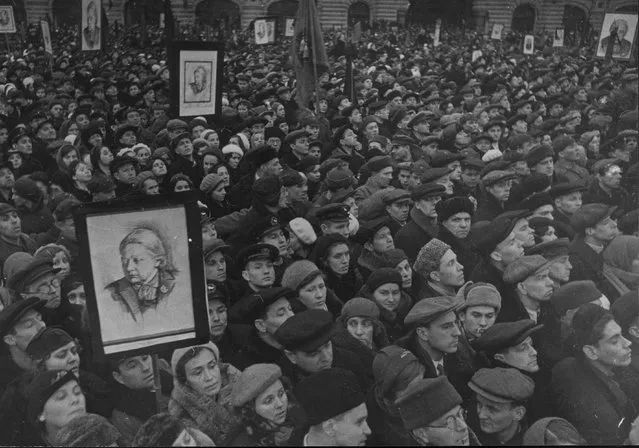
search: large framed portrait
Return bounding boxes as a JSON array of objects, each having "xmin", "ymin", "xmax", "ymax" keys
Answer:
[
  {"xmin": 0, "ymin": 6, "xmax": 16, "ymax": 34},
  {"xmin": 41, "ymin": 21, "xmax": 53, "ymax": 54},
  {"xmin": 81, "ymin": 0, "xmax": 102, "ymax": 51},
  {"xmin": 596, "ymin": 13, "xmax": 637, "ymax": 60},
  {"xmin": 75, "ymin": 194, "xmax": 209, "ymax": 358},
  {"xmin": 285, "ymin": 18, "xmax": 295, "ymax": 37},
  {"xmin": 255, "ymin": 19, "xmax": 269, "ymax": 44},
  {"xmin": 169, "ymin": 41, "xmax": 224, "ymax": 120},
  {"xmin": 491, "ymin": 23, "xmax": 503, "ymax": 40}
]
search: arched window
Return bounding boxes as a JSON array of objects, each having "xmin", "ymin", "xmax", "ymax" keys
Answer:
[
  {"xmin": 195, "ymin": 0, "xmax": 241, "ymax": 29},
  {"xmin": 512, "ymin": 3, "xmax": 535, "ymax": 32},
  {"xmin": 266, "ymin": 0, "xmax": 298, "ymax": 36},
  {"xmin": 348, "ymin": 2, "xmax": 370, "ymax": 27},
  {"xmin": 562, "ymin": 4, "xmax": 587, "ymax": 45},
  {"xmin": 124, "ymin": 0, "xmax": 164, "ymax": 26}
]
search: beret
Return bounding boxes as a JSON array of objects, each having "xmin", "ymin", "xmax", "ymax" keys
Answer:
[
  {"xmin": 314, "ymin": 234, "xmax": 350, "ymax": 261},
  {"xmin": 235, "ymin": 243, "xmax": 279, "ymax": 268},
  {"xmin": 411, "ymin": 182, "xmax": 446, "ymax": 201},
  {"xmin": 229, "ymin": 287, "xmax": 295, "ymax": 323},
  {"xmin": 355, "ymin": 216, "xmax": 392, "ymax": 244},
  {"xmin": 367, "ymin": 267, "xmax": 402, "ymax": 292},
  {"xmin": 294, "ymin": 368, "xmax": 364, "ymax": 425},
  {"xmin": 110, "ymin": 154, "xmax": 138, "ymax": 173},
  {"xmin": 221, "ymin": 144, "xmax": 243, "ymax": 157},
  {"xmin": 281, "ymin": 260, "xmax": 322, "ymax": 292},
  {"xmin": 525, "ymin": 237, "xmax": 569, "ymax": 260},
  {"xmin": 552, "ymin": 135, "xmax": 576, "ymax": 154},
  {"xmin": 367, "ymin": 155, "xmax": 393, "ymax": 173},
  {"xmin": 341, "ymin": 297, "xmax": 380, "ymax": 322},
  {"xmin": 316, "ymin": 203, "xmax": 350, "ymax": 223},
  {"xmin": 413, "ymin": 238, "xmax": 451, "ymax": 276},
  {"xmin": 114, "ymin": 124, "xmax": 138, "ymax": 144},
  {"xmin": 456, "ymin": 281, "xmax": 502, "ymax": 313},
  {"xmin": 325, "ymin": 166, "xmax": 354, "ymax": 189},
  {"xmin": 404, "ymin": 295, "xmax": 460, "ymax": 327},
  {"xmin": 472, "ymin": 319, "xmax": 543, "ymax": 354},
  {"xmin": 0, "ymin": 297, "xmax": 46, "ymax": 336},
  {"xmin": 436, "ymin": 196, "xmax": 474, "ymax": 222},
  {"xmin": 381, "ymin": 248, "xmax": 409, "ymax": 268},
  {"xmin": 275, "ymin": 309, "xmax": 335, "ymax": 352},
  {"xmin": 166, "ymin": 119, "xmax": 188, "ymax": 131},
  {"xmin": 469, "ymin": 367, "xmax": 534, "ymax": 404},
  {"xmin": 288, "ymin": 217, "xmax": 317, "ymax": 245},
  {"xmin": 571, "ymin": 203, "xmax": 617, "ymax": 234},
  {"xmin": 503, "ymin": 255, "xmax": 550, "ymax": 284},
  {"xmin": 199, "ymin": 173, "xmax": 225, "ymax": 194},
  {"xmin": 550, "ymin": 280, "xmax": 602, "ymax": 315},
  {"xmin": 549, "ymin": 181, "xmax": 586, "ymax": 199},
  {"xmin": 396, "ymin": 377, "xmax": 463, "ymax": 430},
  {"xmin": 611, "ymin": 290, "xmax": 639, "ymax": 335},
  {"xmin": 382, "ymin": 189, "xmax": 411, "ymax": 205},
  {"xmin": 525, "ymin": 144, "xmax": 554, "ymax": 167},
  {"xmin": 231, "ymin": 363, "xmax": 282, "ymax": 407}
]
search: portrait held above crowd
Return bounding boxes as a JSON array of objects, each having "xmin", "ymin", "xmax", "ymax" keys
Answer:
[{"xmin": 0, "ymin": 0, "xmax": 637, "ymax": 446}]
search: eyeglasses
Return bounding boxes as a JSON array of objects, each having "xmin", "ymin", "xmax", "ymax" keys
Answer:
[
  {"xmin": 31, "ymin": 277, "xmax": 60, "ymax": 294},
  {"xmin": 427, "ymin": 409, "xmax": 467, "ymax": 431}
]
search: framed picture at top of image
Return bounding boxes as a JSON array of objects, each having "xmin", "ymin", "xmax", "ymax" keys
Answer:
[
  {"xmin": 75, "ymin": 193, "xmax": 210, "ymax": 358},
  {"xmin": 81, "ymin": 0, "xmax": 102, "ymax": 51},
  {"xmin": 169, "ymin": 41, "xmax": 224, "ymax": 120},
  {"xmin": 0, "ymin": 6, "xmax": 16, "ymax": 34},
  {"xmin": 596, "ymin": 13, "xmax": 637, "ymax": 60}
]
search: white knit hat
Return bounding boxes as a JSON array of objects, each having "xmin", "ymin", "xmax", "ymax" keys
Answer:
[{"xmin": 222, "ymin": 144, "xmax": 244, "ymax": 157}]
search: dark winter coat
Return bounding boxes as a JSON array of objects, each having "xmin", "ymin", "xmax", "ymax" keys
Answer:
[{"xmin": 395, "ymin": 207, "xmax": 438, "ymax": 262}]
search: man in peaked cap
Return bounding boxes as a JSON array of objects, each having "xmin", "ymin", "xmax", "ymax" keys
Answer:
[
  {"xmin": 383, "ymin": 189, "xmax": 412, "ymax": 232},
  {"xmin": 553, "ymin": 136, "xmax": 589, "ymax": 184},
  {"xmin": 525, "ymin": 144, "xmax": 555, "ymax": 180},
  {"xmin": 468, "ymin": 367, "xmax": 535, "ymax": 445},
  {"xmin": 281, "ymin": 129, "xmax": 309, "ymax": 169},
  {"xmin": 274, "ymin": 309, "xmax": 369, "ymax": 388},
  {"xmin": 227, "ymin": 287, "xmax": 295, "ymax": 369},
  {"xmin": 295, "ymin": 368, "xmax": 370, "ymax": 446},
  {"xmin": 526, "ymin": 238, "xmax": 572, "ymax": 290},
  {"xmin": 501, "ymin": 254, "xmax": 554, "ymax": 325},
  {"xmin": 0, "ymin": 297, "xmax": 47, "ymax": 395},
  {"xmin": 567, "ymin": 203, "xmax": 620, "ymax": 301},
  {"xmin": 395, "ymin": 183, "xmax": 446, "ymax": 262},
  {"xmin": 315, "ymin": 204, "xmax": 351, "ymax": 239},
  {"xmin": 397, "ymin": 295, "xmax": 461, "ymax": 379},
  {"xmin": 235, "ymin": 243, "xmax": 279, "ymax": 295},
  {"xmin": 408, "ymin": 111, "xmax": 435, "ymax": 144},
  {"xmin": 550, "ymin": 181, "xmax": 586, "ymax": 239}
]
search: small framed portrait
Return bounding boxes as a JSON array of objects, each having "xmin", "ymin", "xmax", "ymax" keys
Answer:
[
  {"xmin": 596, "ymin": 13, "xmax": 637, "ymax": 60},
  {"xmin": 553, "ymin": 28, "xmax": 564, "ymax": 47},
  {"xmin": 0, "ymin": 6, "xmax": 16, "ymax": 34},
  {"xmin": 81, "ymin": 0, "xmax": 102, "ymax": 51},
  {"xmin": 41, "ymin": 21, "xmax": 53, "ymax": 54},
  {"xmin": 255, "ymin": 19, "xmax": 269, "ymax": 44},
  {"xmin": 75, "ymin": 193, "xmax": 209, "ymax": 358},
  {"xmin": 491, "ymin": 23, "xmax": 503, "ymax": 40},
  {"xmin": 169, "ymin": 41, "xmax": 224, "ymax": 119},
  {"xmin": 523, "ymin": 34, "xmax": 535, "ymax": 55},
  {"xmin": 285, "ymin": 18, "xmax": 295, "ymax": 37}
]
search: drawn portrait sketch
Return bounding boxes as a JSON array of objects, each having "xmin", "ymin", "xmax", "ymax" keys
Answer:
[
  {"xmin": 596, "ymin": 13, "xmax": 637, "ymax": 60},
  {"xmin": 82, "ymin": 0, "xmax": 101, "ymax": 51},
  {"xmin": 178, "ymin": 49, "xmax": 218, "ymax": 117},
  {"xmin": 184, "ymin": 63, "xmax": 212, "ymax": 103},
  {"xmin": 0, "ymin": 7, "xmax": 16, "ymax": 33},
  {"xmin": 87, "ymin": 206, "xmax": 195, "ymax": 353}
]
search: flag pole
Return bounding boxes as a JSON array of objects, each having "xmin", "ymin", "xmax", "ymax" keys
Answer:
[{"xmin": 307, "ymin": 0, "xmax": 321, "ymax": 114}]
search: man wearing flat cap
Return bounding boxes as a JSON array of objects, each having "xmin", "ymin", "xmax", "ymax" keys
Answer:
[
  {"xmin": 468, "ymin": 367, "xmax": 535, "ymax": 445},
  {"xmin": 395, "ymin": 183, "xmax": 445, "ymax": 262},
  {"xmin": 567, "ymin": 203, "xmax": 620, "ymax": 300},
  {"xmin": 383, "ymin": 189, "xmax": 412, "ymax": 233},
  {"xmin": 552, "ymin": 303, "xmax": 635, "ymax": 445},
  {"xmin": 228, "ymin": 287, "xmax": 295, "ymax": 369},
  {"xmin": 274, "ymin": 309, "xmax": 368, "ymax": 389},
  {"xmin": 550, "ymin": 181, "xmax": 586, "ymax": 239},
  {"xmin": 526, "ymin": 238, "xmax": 572, "ymax": 291},
  {"xmin": 397, "ymin": 296, "xmax": 461, "ymax": 379},
  {"xmin": 280, "ymin": 129, "xmax": 309, "ymax": 169},
  {"xmin": 0, "ymin": 297, "xmax": 47, "ymax": 395},
  {"xmin": 476, "ymin": 170, "xmax": 516, "ymax": 222},
  {"xmin": 295, "ymin": 368, "xmax": 371, "ymax": 446},
  {"xmin": 228, "ymin": 146, "xmax": 283, "ymax": 211},
  {"xmin": 525, "ymin": 144, "xmax": 555, "ymax": 181},
  {"xmin": 436, "ymin": 196, "xmax": 479, "ymax": 274},
  {"xmin": 353, "ymin": 156, "xmax": 393, "ymax": 205},
  {"xmin": 501, "ymin": 254, "xmax": 554, "ymax": 325},
  {"xmin": 408, "ymin": 111, "xmax": 435, "ymax": 144}
]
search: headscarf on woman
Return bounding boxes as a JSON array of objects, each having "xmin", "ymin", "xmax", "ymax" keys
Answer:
[{"xmin": 603, "ymin": 235, "xmax": 639, "ymax": 297}]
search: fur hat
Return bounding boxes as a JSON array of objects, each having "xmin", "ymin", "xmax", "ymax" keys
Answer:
[
  {"xmin": 200, "ymin": 173, "xmax": 225, "ymax": 194},
  {"xmin": 230, "ymin": 363, "xmax": 282, "ymax": 407},
  {"xmin": 413, "ymin": 238, "xmax": 451, "ymax": 277},
  {"xmin": 55, "ymin": 413, "xmax": 121, "ymax": 447}
]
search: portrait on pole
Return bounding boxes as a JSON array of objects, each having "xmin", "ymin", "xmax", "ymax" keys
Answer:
[
  {"xmin": 596, "ymin": 13, "xmax": 637, "ymax": 60},
  {"xmin": 0, "ymin": 6, "xmax": 16, "ymax": 34},
  {"xmin": 81, "ymin": 0, "xmax": 102, "ymax": 51}
]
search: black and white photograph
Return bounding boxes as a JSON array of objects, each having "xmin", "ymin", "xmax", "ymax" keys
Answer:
[
  {"xmin": 0, "ymin": 6, "xmax": 15, "ymax": 33},
  {"xmin": 596, "ymin": 13, "xmax": 637, "ymax": 59},
  {"xmin": 0, "ymin": 0, "xmax": 638, "ymax": 445},
  {"xmin": 81, "ymin": 0, "xmax": 101, "ymax": 51}
]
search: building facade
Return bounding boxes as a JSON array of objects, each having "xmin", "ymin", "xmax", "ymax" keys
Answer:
[{"xmin": 14, "ymin": 0, "xmax": 639, "ymax": 33}]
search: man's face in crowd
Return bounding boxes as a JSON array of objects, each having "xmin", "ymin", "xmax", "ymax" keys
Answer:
[
  {"xmin": 432, "ymin": 249, "xmax": 465, "ymax": 287},
  {"xmin": 520, "ymin": 269, "xmax": 554, "ymax": 302},
  {"xmin": 487, "ymin": 125, "xmax": 502, "ymax": 142},
  {"xmin": 326, "ymin": 243, "xmax": 350, "ymax": 275},
  {"xmin": 599, "ymin": 165, "xmax": 622, "ymax": 189},
  {"xmin": 120, "ymin": 130, "xmax": 137, "ymax": 147},
  {"xmin": 126, "ymin": 111, "xmax": 141, "ymax": 127},
  {"xmin": 114, "ymin": 163, "xmax": 137, "ymax": 184},
  {"xmin": 443, "ymin": 212, "xmax": 472, "ymax": 239},
  {"xmin": 207, "ymin": 298, "xmax": 228, "ymax": 338},
  {"xmin": 256, "ymin": 298, "xmax": 294, "ymax": 336},
  {"xmin": 370, "ymin": 226, "xmax": 394, "ymax": 253},
  {"xmin": 175, "ymin": 138, "xmax": 193, "ymax": 158},
  {"xmin": 0, "ymin": 167, "xmax": 15, "ymax": 190},
  {"xmin": 292, "ymin": 137, "xmax": 309, "ymax": 156},
  {"xmin": 496, "ymin": 336, "xmax": 539, "ymax": 372},
  {"xmin": 37, "ymin": 122, "xmax": 57, "ymax": 141},
  {"xmin": 494, "ymin": 232, "xmax": 524, "ymax": 265},
  {"xmin": 50, "ymin": 104, "xmax": 64, "ymax": 118},
  {"xmin": 589, "ymin": 216, "xmax": 619, "ymax": 242},
  {"xmin": 287, "ymin": 341, "xmax": 333, "ymax": 373},
  {"xmin": 549, "ymin": 255, "xmax": 572, "ymax": 283},
  {"xmin": 374, "ymin": 166, "xmax": 393, "ymax": 188},
  {"xmin": 555, "ymin": 192, "xmax": 582, "ymax": 215},
  {"xmin": 477, "ymin": 395, "xmax": 524, "ymax": 437},
  {"xmin": 243, "ymin": 258, "xmax": 275, "ymax": 288},
  {"xmin": 2, "ymin": 308, "xmax": 45, "ymax": 351},
  {"xmin": 459, "ymin": 306, "xmax": 496, "ymax": 339},
  {"xmin": 0, "ymin": 210, "xmax": 21, "ymax": 238},
  {"xmin": 386, "ymin": 200, "xmax": 411, "ymax": 223},
  {"xmin": 418, "ymin": 311, "xmax": 461, "ymax": 354},
  {"xmin": 329, "ymin": 403, "xmax": 371, "ymax": 447},
  {"xmin": 513, "ymin": 218, "xmax": 535, "ymax": 247},
  {"xmin": 415, "ymin": 196, "xmax": 440, "ymax": 219},
  {"xmin": 486, "ymin": 180, "xmax": 512, "ymax": 203},
  {"xmin": 113, "ymin": 355, "xmax": 154, "ymax": 390},
  {"xmin": 461, "ymin": 167, "xmax": 481, "ymax": 189},
  {"xmin": 75, "ymin": 113, "xmax": 90, "ymax": 129},
  {"xmin": 261, "ymin": 228, "xmax": 289, "ymax": 257},
  {"xmin": 321, "ymin": 220, "xmax": 350, "ymax": 239},
  {"xmin": 586, "ymin": 319, "xmax": 632, "ymax": 368}
]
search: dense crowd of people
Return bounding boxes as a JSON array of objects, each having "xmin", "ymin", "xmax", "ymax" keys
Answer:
[{"xmin": 0, "ymin": 15, "xmax": 637, "ymax": 446}]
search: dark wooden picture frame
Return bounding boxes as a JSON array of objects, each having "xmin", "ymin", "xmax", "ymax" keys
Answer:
[
  {"xmin": 75, "ymin": 193, "xmax": 209, "ymax": 359},
  {"xmin": 168, "ymin": 41, "xmax": 224, "ymax": 120}
]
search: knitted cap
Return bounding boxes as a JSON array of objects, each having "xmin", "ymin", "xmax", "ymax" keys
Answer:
[
  {"xmin": 55, "ymin": 413, "xmax": 121, "ymax": 447},
  {"xmin": 413, "ymin": 238, "xmax": 451, "ymax": 276},
  {"xmin": 231, "ymin": 363, "xmax": 282, "ymax": 407},
  {"xmin": 222, "ymin": 144, "xmax": 243, "ymax": 157},
  {"xmin": 288, "ymin": 218, "xmax": 317, "ymax": 245},
  {"xmin": 341, "ymin": 297, "xmax": 380, "ymax": 322},
  {"xmin": 132, "ymin": 412, "xmax": 186, "ymax": 447},
  {"xmin": 281, "ymin": 260, "xmax": 322, "ymax": 292},
  {"xmin": 396, "ymin": 377, "xmax": 462, "ymax": 430},
  {"xmin": 366, "ymin": 267, "xmax": 402, "ymax": 292},
  {"xmin": 200, "ymin": 173, "xmax": 225, "ymax": 194}
]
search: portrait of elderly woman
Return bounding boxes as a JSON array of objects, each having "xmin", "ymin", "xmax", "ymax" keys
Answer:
[
  {"xmin": 105, "ymin": 227, "xmax": 177, "ymax": 322},
  {"xmin": 184, "ymin": 64, "xmax": 211, "ymax": 103},
  {"xmin": 82, "ymin": 0, "xmax": 101, "ymax": 50},
  {"xmin": 598, "ymin": 16, "xmax": 634, "ymax": 59}
]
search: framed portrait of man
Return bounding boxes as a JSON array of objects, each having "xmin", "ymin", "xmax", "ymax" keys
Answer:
[
  {"xmin": 553, "ymin": 28, "xmax": 564, "ymax": 47},
  {"xmin": 0, "ymin": 6, "xmax": 16, "ymax": 34},
  {"xmin": 491, "ymin": 23, "xmax": 503, "ymax": 40},
  {"xmin": 266, "ymin": 19, "xmax": 276, "ymax": 43},
  {"xmin": 81, "ymin": 0, "xmax": 101, "ymax": 51},
  {"xmin": 596, "ymin": 13, "xmax": 637, "ymax": 60},
  {"xmin": 169, "ymin": 41, "xmax": 224, "ymax": 120},
  {"xmin": 285, "ymin": 18, "xmax": 295, "ymax": 37},
  {"xmin": 255, "ymin": 19, "xmax": 269, "ymax": 44},
  {"xmin": 75, "ymin": 194, "xmax": 209, "ymax": 357},
  {"xmin": 41, "ymin": 21, "xmax": 53, "ymax": 54},
  {"xmin": 523, "ymin": 34, "xmax": 535, "ymax": 55}
]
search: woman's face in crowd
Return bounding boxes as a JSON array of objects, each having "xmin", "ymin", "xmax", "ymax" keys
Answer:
[
  {"xmin": 143, "ymin": 178, "xmax": 160, "ymax": 195},
  {"xmin": 45, "ymin": 341, "xmax": 81, "ymax": 376},
  {"xmin": 251, "ymin": 132, "xmax": 265, "ymax": 148},
  {"xmin": 298, "ymin": 275, "xmax": 327, "ymax": 310},
  {"xmin": 228, "ymin": 153, "xmax": 242, "ymax": 169},
  {"xmin": 136, "ymin": 148, "xmax": 151, "ymax": 167},
  {"xmin": 255, "ymin": 379, "xmax": 288, "ymax": 425},
  {"xmin": 326, "ymin": 243, "xmax": 350, "ymax": 275},
  {"xmin": 67, "ymin": 123, "xmax": 79, "ymax": 136},
  {"xmin": 205, "ymin": 250, "xmax": 226, "ymax": 282},
  {"xmin": 40, "ymin": 380, "xmax": 86, "ymax": 431},
  {"xmin": 276, "ymin": 105, "xmax": 285, "ymax": 117},
  {"xmin": 152, "ymin": 159, "xmax": 167, "ymax": 177},
  {"xmin": 216, "ymin": 166, "xmax": 230, "ymax": 186},
  {"xmin": 74, "ymin": 162, "xmax": 92, "ymax": 183},
  {"xmin": 347, "ymin": 316, "xmax": 374, "ymax": 349},
  {"xmin": 8, "ymin": 153, "xmax": 22, "ymax": 169},
  {"xmin": 174, "ymin": 180, "xmax": 191, "ymax": 192},
  {"xmin": 53, "ymin": 251, "xmax": 71, "ymax": 277},
  {"xmin": 306, "ymin": 165, "xmax": 321, "ymax": 183},
  {"xmin": 205, "ymin": 132, "xmax": 219, "ymax": 148},
  {"xmin": 66, "ymin": 284, "xmax": 86, "ymax": 307},
  {"xmin": 373, "ymin": 282, "xmax": 401, "ymax": 313},
  {"xmin": 202, "ymin": 155, "xmax": 219, "ymax": 173},
  {"xmin": 99, "ymin": 146, "xmax": 113, "ymax": 166},
  {"xmin": 396, "ymin": 259, "xmax": 412, "ymax": 289},
  {"xmin": 210, "ymin": 183, "xmax": 226, "ymax": 202},
  {"xmin": 207, "ymin": 298, "xmax": 228, "ymax": 338},
  {"xmin": 185, "ymin": 349, "xmax": 221, "ymax": 397}
]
